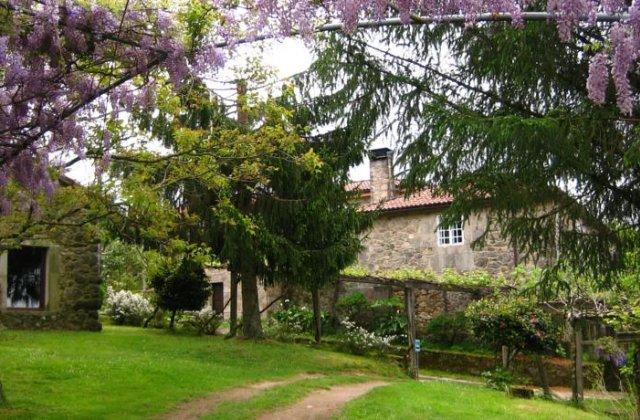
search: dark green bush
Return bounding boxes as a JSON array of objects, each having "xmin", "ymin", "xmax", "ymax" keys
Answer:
[
  {"xmin": 337, "ymin": 292, "xmax": 371, "ymax": 327},
  {"xmin": 370, "ymin": 296, "xmax": 407, "ymax": 337},
  {"xmin": 423, "ymin": 312, "xmax": 472, "ymax": 347},
  {"xmin": 150, "ymin": 256, "xmax": 210, "ymax": 327}
]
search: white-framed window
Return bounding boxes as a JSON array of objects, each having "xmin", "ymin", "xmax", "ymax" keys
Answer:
[{"xmin": 437, "ymin": 217, "xmax": 464, "ymax": 246}]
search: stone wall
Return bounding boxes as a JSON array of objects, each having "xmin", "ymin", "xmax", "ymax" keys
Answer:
[
  {"xmin": 419, "ymin": 349, "xmax": 597, "ymax": 388},
  {"xmin": 204, "ymin": 268, "xmax": 274, "ymax": 320},
  {"xmin": 358, "ymin": 208, "xmax": 516, "ymax": 275},
  {"xmin": 0, "ymin": 225, "xmax": 102, "ymax": 331}
]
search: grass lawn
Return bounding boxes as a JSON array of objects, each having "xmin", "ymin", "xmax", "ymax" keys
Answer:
[
  {"xmin": 339, "ymin": 381, "xmax": 607, "ymax": 419},
  {"xmin": 0, "ymin": 326, "xmax": 614, "ymax": 419},
  {"xmin": 0, "ymin": 326, "xmax": 398, "ymax": 419}
]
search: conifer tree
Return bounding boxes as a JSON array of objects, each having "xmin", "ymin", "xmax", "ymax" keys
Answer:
[{"xmin": 297, "ymin": 23, "xmax": 640, "ymax": 281}]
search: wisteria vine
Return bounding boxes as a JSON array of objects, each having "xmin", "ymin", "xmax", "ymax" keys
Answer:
[{"xmin": 0, "ymin": 0, "xmax": 639, "ymax": 209}]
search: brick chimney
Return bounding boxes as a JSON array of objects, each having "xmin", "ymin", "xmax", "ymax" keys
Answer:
[{"xmin": 369, "ymin": 147, "xmax": 394, "ymax": 203}]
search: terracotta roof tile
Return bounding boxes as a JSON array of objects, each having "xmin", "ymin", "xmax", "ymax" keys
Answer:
[
  {"xmin": 345, "ymin": 180, "xmax": 371, "ymax": 192},
  {"xmin": 359, "ymin": 187, "xmax": 453, "ymax": 212}
]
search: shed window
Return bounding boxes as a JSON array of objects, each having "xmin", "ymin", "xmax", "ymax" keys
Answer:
[
  {"xmin": 437, "ymin": 218, "xmax": 463, "ymax": 246},
  {"xmin": 7, "ymin": 247, "xmax": 47, "ymax": 309}
]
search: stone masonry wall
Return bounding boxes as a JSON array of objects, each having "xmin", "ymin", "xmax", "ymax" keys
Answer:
[
  {"xmin": 0, "ymin": 224, "xmax": 102, "ymax": 331},
  {"xmin": 358, "ymin": 208, "xmax": 515, "ymax": 275}
]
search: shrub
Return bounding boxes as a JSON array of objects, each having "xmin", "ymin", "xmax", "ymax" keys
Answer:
[
  {"xmin": 178, "ymin": 309, "xmax": 223, "ymax": 335},
  {"xmin": 423, "ymin": 312, "xmax": 471, "ymax": 347},
  {"xmin": 150, "ymin": 256, "xmax": 210, "ymax": 327},
  {"xmin": 104, "ymin": 287, "xmax": 153, "ymax": 326},
  {"xmin": 337, "ymin": 292, "xmax": 407, "ymax": 340},
  {"xmin": 336, "ymin": 292, "xmax": 371, "ymax": 326},
  {"xmin": 337, "ymin": 319, "xmax": 396, "ymax": 356},
  {"xmin": 268, "ymin": 303, "xmax": 331, "ymax": 339},
  {"xmin": 466, "ymin": 295, "xmax": 560, "ymax": 358},
  {"xmin": 593, "ymin": 336, "xmax": 626, "ymax": 367},
  {"xmin": 482, "ymin": 367, "xmax": 514, "ymax": 391},
  {"xmin": 370, "ymin": 296, "xmax": 407, "ymax": 339}
]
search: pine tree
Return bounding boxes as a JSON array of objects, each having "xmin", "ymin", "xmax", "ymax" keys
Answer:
[{"xmin": 297, "ymin": 23, "xmax": 640, "ymax": 280}]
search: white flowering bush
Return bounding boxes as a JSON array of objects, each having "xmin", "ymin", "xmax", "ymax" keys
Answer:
[
  {"xmin": 178, "ymin": 308, "xmax": 223, "ymax": 336},
  {"xmin": 338, "ymin": 319, "xmax": 396, "ymax": 356},
  {"xmin": 104, "ymin": 287, "xmax": 153, "ymax": 326}
]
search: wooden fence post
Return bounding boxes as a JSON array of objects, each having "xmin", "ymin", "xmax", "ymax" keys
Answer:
[
  {"xmin": 405, "ymin": 285, "xmax": 418, "ymax": 379},
  {"xmin": 501, "ymin": 346, "xmax": 509, "ymax": 369}
]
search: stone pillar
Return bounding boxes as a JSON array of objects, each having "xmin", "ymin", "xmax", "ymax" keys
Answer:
[{"xmin": 369, "ymin": 148, "xmax": 394, "ymax": 203}]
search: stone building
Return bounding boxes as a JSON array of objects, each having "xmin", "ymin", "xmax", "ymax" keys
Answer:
[
  {"xmin": 350, "ymin": 147, "xmax": 517, "ymax": 275},
  {"xmin": 205, "ymin": 268, "xmax": 271, "ymax": 320},
  {"xmin": 0, "ymin": 182, "xmax": 102, "ymax": 331}
]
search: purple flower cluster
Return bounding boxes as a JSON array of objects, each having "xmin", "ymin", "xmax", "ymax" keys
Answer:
[
  {"xmin": 594, "ymin": 344, "xmax": 627, "ymax": 367},
  {"xmin": 587, "ymin": 52, "xmax": 609, "ymax": 104}
]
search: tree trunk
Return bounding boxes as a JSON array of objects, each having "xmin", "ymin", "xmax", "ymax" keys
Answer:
[
  {"xmin": 570, "ymin": 319, "xmax": 584, "ymax": 404},
  {"xmin": 312, "ymin": 287, "xmax": 322, "ymax": 344},
  {"xmin": 534, "ymin": 355, "xmax": 551, "ymax": 398},
  {"xmin": 169, "ymin": 310, "xmax": 177, "ymax": 329},
  {"xmin": 404, "ymin": 286, "xmax": 419, "ymax": 379},
  {"xmin": 143, "ymin": 306, "xmax": 159, "ymax": 328},
  {"xmin": 227, "ymin": 271, "xmax": 239, "ymax": 338},
  {"xmin": 241, "ymin": 270, "xmax": 264, "ymax": 339}
]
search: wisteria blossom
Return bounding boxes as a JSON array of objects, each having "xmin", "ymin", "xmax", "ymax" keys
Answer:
[{"xmin": 2, "ymin": 0, "xmax": 640, "ymax": 207}]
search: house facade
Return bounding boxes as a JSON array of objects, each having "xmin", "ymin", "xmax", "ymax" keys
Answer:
[{"xmin": 351, "ymin": 148, "xmax": 517, "ymax": 275}]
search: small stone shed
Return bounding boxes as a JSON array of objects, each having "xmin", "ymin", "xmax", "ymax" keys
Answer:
[{"xmin": 0, "ymin": 184, "xmax": 102, "ymax": 331}]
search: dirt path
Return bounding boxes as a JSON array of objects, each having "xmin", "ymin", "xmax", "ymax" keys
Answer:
[
  {"xmin": 160, "ymin": 373, "xmax": 322, "ymax": 420},
  {"xmin": 257, "ymin": 380, "xmax": 389, "ymax": 420}
]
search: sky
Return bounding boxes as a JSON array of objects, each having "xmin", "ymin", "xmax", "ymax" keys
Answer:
[{"xmin": 67, "ymin": 37, "xmax": 391, "ymax": 184}]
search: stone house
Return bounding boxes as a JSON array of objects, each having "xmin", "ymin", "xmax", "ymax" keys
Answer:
[
  {"xmin": 339, "ymin": 147, "xmax": 535, "ymax": 325},
  {"xmin": 0, "ymin": 181, "xmax": 102, "ymax": 331},
  {"xmin": 350, "ymin": 147, "xmax": 518, "ymax": 275}
]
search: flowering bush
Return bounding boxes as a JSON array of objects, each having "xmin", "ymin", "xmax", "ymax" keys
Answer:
[
  {"xmin": 104, "ymin": 287, "xmax": 153, "ymax": 326},
  {"xmin": 266, "ymin": 302, "xmax": 330, "ymax": 340},
  {"xmin": 178, "ymin": 309, "xmax": 223, "ymax": 336},
  {"xmin": 466, "ymin": 295, "xmax": 560, "ymax": 357},
  {"xmin": 337, "ymin": 319, "xmax": 396, "ymax": 356},
  {"xmin": 271, "ymin": 304, "xmax": 314, "ymax": 334},
  {"xmin": 593, "ymin": 336, "xmax": 626, "ymax": 367}
]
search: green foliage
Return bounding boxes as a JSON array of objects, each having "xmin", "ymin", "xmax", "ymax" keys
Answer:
[
  {"xmin": 423, "ymin": 312, "xmax": 472, "ymax": 347},
  {"xmin": 481, "ymin": 367, "xmax": 514, "ymax": 392},
  {"xmin": 336, "ymin": 293, "xmax": 407, "ymax": 339},
  {"xmin": 268, "ymin": 304, "xmax": 330, "ymax": 338},
  {"xmin": 150, "ymin": 256, "xmax": 210, "ymax": 313},
  {"xmin": 466, "ymin": 295, "xmax": 560, "ymax": 356},
  {"xmin": 370, "ymin": 297, "xmax": 407, "ymax": 337},
  {"xmin": 341, "ymin": 266, "xmax": 519, "ymax": 288},
  {"xmin": 178, "ymin": 309, "xmax": 223, "ymax": 336},
  {"xmin": 101, "ymin": 240, "xmax": 161, "ymax": 292}
]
